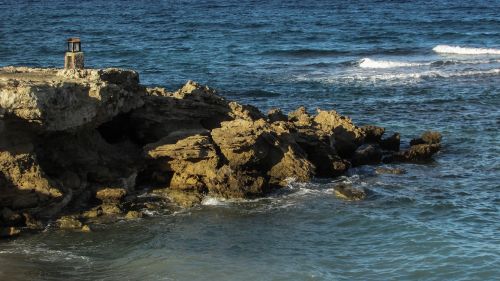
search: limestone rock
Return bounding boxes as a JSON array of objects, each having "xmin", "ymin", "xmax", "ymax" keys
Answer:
[
  {"xmin": 211, "ymin": 119, "xmax": 314, "ymax": 186},
  {"xmin": 125, "ymin": 210, "xmax": 143, "ymax": 219},
  {"xmin": 267, "ymin": 108, "xmax": 287, "ymax": 123},
  {"xmin": 0, "ymin": 149, "xmax": 63, "ymax": 210},
  {"xmin": 100, "ymin": 203, "xmax": 122, "ymax": 215},
  {"xmin": 288, "ymin": 106, "xmax": 313, "ymax": 127},
  {"xmin": 392, "ymin": 144, "xmax": 441, "ymax": 162},
  {"xmin": 153, "ymin": 188, "xmax": 203, "ymax": 208},
  {"xmin": 207, "ymin": 165, "xmax": 267, "ymax": 198},
  {"xmin": 211, "ymin": 119, "xmax": 272, "ymax": 168},
  {"xmin": 0, "ymin": 208, "xmax": 23, "ymax": 226},
  {"xmin": 82, "ymin": 208, "xmax": 103, "ymax": 219},
  {"xmin": 380, "ymin": 133, "xmax": 400, "ymax": 151},
  {"xmin": 314, "ymin": 109, "xmax": 365, "ymax": 157},
  {"xmin": 131, "ymin": 81, "xmax": 232, "ymax": 144},
  {"xmin": 375, "ymin": 167, "xmax": 406, "ymax": 175},
  {"xmin": 95, "ymin": 188, "xmax": 127, "ymax": 203},
  {"xmin": 145, "ymin": 134, "xmax": 220, "ymax": 192},
  {"xmin": 410, "ymin": 131, "xmax": 442, "ymax": 146},
  {"xmin": 333, "ymin": 183, "xmax": 366, "ymax": 201},
  {"xmin": 361, "ymin": 125, "xmax": 385, "ymax": 143},
  {"xmin": 351, "ymin": 144, "xmax": 383, "ymax": 166},
  {"xmin": 80, "ymin": 225, "xmax": 92, "ymax": 232},
  {"xmin": 292, "ymin": 127, "xmax": 348, "ymax": 177},
  {"xmin": 0, "ymin": 67, "xmax": 145, "ymax": 131},
  {"xmin": 228, "ymin": 102, "xmax": 265, "ymax": 121},
  {"xmin": 0, "ymin": 227, "xmax": 21, "ymax": 238},
  {"xmin": 57, "ymin": 215, "xmax": 82, "ymax": 229}
]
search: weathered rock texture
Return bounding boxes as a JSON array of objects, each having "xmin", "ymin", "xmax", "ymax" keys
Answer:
[{"xmin": 0, "ymin": 67, "xmax": 442, "ymax": 237}]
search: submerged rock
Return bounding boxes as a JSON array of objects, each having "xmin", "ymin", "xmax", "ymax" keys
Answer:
[
  {"xmin": 375, "ymin": 167, "xmax": 406, "ymax": 175},
  {"xmin": 333, "ymin": 183, "xmax": 366, "ymax": 201}
]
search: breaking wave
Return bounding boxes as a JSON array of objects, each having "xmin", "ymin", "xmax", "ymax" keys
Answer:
[
  {"xmin": 433, "ymin": 45, "xmax": 500, "ymax": 55},
  {"xmin": 359, "ymin": 58, "xmax": 425, "ymax": 69},
  {"xmin": 294, "ymin": 68, "xmax": 500, "ymax": 84}
]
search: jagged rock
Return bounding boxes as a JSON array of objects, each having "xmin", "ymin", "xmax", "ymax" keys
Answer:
[
  {"xmin": 292, "ymin": 127, "xmax": 349, "ymax": 177},
  {"xmin": 351, "ymin": 144, "xmax": 383, "ymax": 166},
  {"xmin": 314, "ymin": 109, "xmax": 365, "ymax": 157},
  {"xmin": 81, "ymin": 225, "xmax": 91, "ymax": 232},
  {"xmin": 207, "ymin": 165, "xmax": 267, "ymax": 198},
  {"xmin": 145, "ymin": 134, "xmax": 220, "ymax": 192},
  {"xmin": 410, "ymin": 131, "xmax": 442, "ymax": 146},
  {"xmin": 0, "ymin": 227, "xmax": 20, "ymax": 238},
  {"xmin": 288, "ymin": 106, "xmax": 313, "ymax": 126},
  {"xmin": 153, "ymin": 188, "xmax": 203, "ymax": 208},
  {"xmin": 361, "ymin": 125, "xmax": 385, "ymax": 143},
  {"xmin": 0, "ymin": 208, "xmax": 23, "ymax": 226},
  {"xmin": 100, "ymin": 203, "xmax": 122, "ymax": 215},
  {"xmin": 0, "ymin": 149, "xmax": 63, "ymax": 210},
  {"xmin": 392, "ymin": 144, "xmax": 441, "ymax": 162},
  {"xmin": 268, "ymin": 149, "xmax": 314, "ymax": 186},
  {"xmin": 228, "ymin": 102, "xmax": 265, "ymax": 121},
  {"xmin": 82, "ymin": 208, "xmax": 102, "ymax": 219},
  {"xmin": 380, "ymin": 133, "xmax": 400, "ymax": 151},
  {"xmin": 333, "ymin": 183, "xmax": 366, "ymax": 201},
  {"xmin": 56, "ymin": 215, "xmax": 82, "ymax": 229},
  {"xmin": 23, "ymin": 213, "xmax": 44, "ymax": 230},
  {"xmin": 130, "ymin": 81, "xmax": 232, "ymax": 144},
  {"xmin": 211, "ymin": 119, "xmax": 314, "ymax": 186},
  {"xmin": 125, "ymin": 210, "xmax": 143, "ymax": 219},
  {"xmin": 211, "ymin": 119, "xmax": 274, "ymax": 168},
  {"xmin": 95, "ymin": 188, "xmax": 127, "ymax": 203},
  {"xmin": 0, "ymin": 67, "xmax": 145, "ymax": 131},
  {"xmin": 267, "ymin": 108, "xmax": 288, "ymax": 123}
]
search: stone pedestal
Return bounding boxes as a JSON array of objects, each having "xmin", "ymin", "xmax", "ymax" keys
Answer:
[{"xmin": 64, "ymin": 52, "xmax": 84, "ymax": 69}]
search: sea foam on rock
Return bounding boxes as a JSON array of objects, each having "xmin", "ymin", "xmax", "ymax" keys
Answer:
[{"xmin": 0, "ymin": 66, "xmax": 443, "ymax": 237}]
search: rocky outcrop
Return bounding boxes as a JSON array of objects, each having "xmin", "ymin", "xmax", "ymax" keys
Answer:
[
  {"xmin": 0, "ymin": 67, "xmax": 144, "ymax": 131},
  {"xmin": 0, "ymin": 66, "xmax": 443, "ymax": 238}
]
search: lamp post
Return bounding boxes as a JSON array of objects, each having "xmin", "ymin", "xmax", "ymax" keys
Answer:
[{"xmin": 64, "ymin": 37, "xmax": 84, "ymax": 69}]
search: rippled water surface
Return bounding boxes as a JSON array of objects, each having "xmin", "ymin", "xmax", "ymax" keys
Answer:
[{"xmin": 1, "ymin": 0, "xmax": 499, "ymax": 280}]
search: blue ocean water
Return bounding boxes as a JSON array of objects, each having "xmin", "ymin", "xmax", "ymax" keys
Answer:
[{"xmin": 1, "ymin": 0, "xmax": 499, "ymax": 280}]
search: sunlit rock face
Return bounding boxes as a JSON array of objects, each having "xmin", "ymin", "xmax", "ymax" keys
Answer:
[{"xmin": 0, "ymin": 67, "xmax": 441, "ymax": 238}]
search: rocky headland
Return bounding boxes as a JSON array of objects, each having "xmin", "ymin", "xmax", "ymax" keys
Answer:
[{"xmin": 0, "ymin": 66, "xmax": 442, "ymax": 238}]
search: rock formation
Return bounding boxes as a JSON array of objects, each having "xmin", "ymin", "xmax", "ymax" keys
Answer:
[{"xmin": 0, "ymin": 66, "xmax": 443, "ymax": 238}]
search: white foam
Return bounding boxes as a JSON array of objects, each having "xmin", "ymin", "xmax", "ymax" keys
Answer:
[
  {"xmin": 433, "ymin": 45, "xmax": 500, "ymax": 55},
  {"xmin": 294, "ymin": 68, "xmax": 499, "ymax": 84},
  {"xmin": 201, "ymin": 196, "xmax": 227, "ymax": 206},
  {"xmin": 359, "ymin": 58, "xmax": 424, "ymax": 69}
]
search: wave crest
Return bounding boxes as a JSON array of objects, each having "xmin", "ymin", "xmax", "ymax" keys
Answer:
[
  {"xmin": 359, "ymin": 58, "xmax": 424, "ymax": 69},
  {"xmin": 433, "ymin": 45, "xmax": 500, "ymax": 55}
]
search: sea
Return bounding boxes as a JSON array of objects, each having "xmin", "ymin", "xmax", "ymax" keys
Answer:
[{"xmin": 0, "ymin": 0, "xmax": 499, "ymax": 280}]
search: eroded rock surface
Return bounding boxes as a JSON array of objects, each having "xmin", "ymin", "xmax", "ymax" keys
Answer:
[{"xmin": 0, "ymin": 66, "xmax": 443, "ymax": 238}]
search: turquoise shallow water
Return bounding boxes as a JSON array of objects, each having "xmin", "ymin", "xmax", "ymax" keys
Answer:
[{"xmin": 1, "ymin": 0, "xmax": 499, "ymax": 280}]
